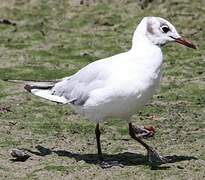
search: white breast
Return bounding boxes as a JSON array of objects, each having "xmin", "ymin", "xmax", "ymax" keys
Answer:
[{"xmin": 72, "ymin": 47, "xmax": 163, "ymax": 123}]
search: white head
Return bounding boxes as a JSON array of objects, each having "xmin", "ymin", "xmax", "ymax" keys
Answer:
[{"xmin": 132, "ymin": 17, "xmax": 196, "ymax": 49}]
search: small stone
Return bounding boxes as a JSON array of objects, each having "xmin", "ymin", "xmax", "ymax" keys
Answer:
[{"xmin": 10, "ymin": 149, "xmax": 30, "ymax": 161}]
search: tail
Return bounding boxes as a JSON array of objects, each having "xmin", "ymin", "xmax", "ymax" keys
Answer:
[
  {"xmin": 24, "ymin": 82, "xmax": 68, "ymax": 104},
  {"xmin": 3, "ymin": 78, "xmax": 69, "ymax": 104}
]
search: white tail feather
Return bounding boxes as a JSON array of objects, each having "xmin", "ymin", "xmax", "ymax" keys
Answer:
[{"xmin": 30, "ymin": 89, "xmax": 68, "ymax": 104}]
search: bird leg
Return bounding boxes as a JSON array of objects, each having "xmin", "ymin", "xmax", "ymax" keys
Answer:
[
  {"xmin": 131, "ymin": 124, "xmax": 155, "ymax": 139},
  {"xmin": 129, "ymin": 123, "xmax": 169, "ymax": 165},
  {"xmin": 95, "ymin": 123, "xmax": 102, "ymax": 160},
  {"xmin": 95, "ymin": 123, "xmax": 123, "ymax": 168}
]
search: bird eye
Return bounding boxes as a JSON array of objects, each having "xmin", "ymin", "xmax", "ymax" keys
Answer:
[{"xmin": 161, "ymin": 25, "xmax": 170, "ymax": 33}]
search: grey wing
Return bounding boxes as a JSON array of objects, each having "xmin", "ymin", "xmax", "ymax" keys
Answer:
[
  {"xmin": 52, "ymin": 80, "xmax": 89, "ymax": 106},
  {"xmin": 51, "ymin": 60, "xmax": 109, "ymax": 106}
]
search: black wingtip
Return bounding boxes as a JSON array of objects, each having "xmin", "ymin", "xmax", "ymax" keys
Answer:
[{"xmin": 24, "ymin": 84, "xmax": 32, "ymax": 92}]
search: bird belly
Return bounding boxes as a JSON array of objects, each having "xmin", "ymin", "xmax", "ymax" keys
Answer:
[{"xmin": 72, "ymin": 73, "xmax": 161, "ymax": 123}]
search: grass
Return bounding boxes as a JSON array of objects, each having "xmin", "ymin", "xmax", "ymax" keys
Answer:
[{"xmin": 0, "ymin": 0, "xmax": 204, "ymax": 179}]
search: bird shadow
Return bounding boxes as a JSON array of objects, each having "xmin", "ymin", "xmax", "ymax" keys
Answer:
[{"xmin": 25, "ymin": 145, "xmax": 197, "ymax": 169}]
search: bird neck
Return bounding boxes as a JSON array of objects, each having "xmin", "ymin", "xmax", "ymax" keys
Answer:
[
  {"xmin": 131, "ymin": 34, "xmax": 155, "ymax": 50},
  {"xmin": 129, "ymin": 24, "xmax": 163, "ymax": 70},
  {"xmin": 130, "ymin": 32, "xmax": 161, "ymax": 59},
  {"xmin": 131, "ymin": 17, "xmax": 158, "ymax": 50}
]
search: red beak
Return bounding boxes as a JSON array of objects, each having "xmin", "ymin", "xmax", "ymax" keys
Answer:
[{"xmin": 171, "ymin": 36, "xmax": 196, "ymax": 49}]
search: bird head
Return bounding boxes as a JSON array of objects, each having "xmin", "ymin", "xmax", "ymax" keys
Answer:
[{"xmin": 133, "ymin": 17, "xmax": 196, "ymax": 49}]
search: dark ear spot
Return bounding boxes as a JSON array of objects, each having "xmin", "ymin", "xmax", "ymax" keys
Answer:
[{"xmin": 147, "ymin": 22, "xmax": 154, "ymax": 34}]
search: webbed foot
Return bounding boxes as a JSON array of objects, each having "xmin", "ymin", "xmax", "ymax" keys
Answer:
[
  {"xmin": 132, "ymin": 125, "xmax": 155, "ymax": 139},
  {"xmin": 147, "ymin": 147, "xmax": 171, "ymax": 165}
]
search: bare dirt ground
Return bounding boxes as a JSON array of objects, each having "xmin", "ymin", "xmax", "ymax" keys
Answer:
[{"xmin": 0, "ymin": 0, "xmax": 204, "ymax": 179}]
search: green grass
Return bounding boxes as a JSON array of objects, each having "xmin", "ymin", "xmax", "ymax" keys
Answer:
[{"xmin": 0, "ymin": 0, "xmax": 204, "ymax": 179}]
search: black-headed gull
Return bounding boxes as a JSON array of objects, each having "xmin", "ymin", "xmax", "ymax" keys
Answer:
[{"xmin": 25, "ymin": 17, "xmax": 196, "ymax": 166}]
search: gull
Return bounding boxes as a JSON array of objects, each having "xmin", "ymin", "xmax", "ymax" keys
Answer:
[{"xmin": 24, "ymin": 17, "xmax": 196, "ymax": 167}]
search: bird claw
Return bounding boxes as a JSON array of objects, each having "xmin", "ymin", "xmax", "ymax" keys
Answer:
[
  {"xmin": 147, "ymin": 147, "xmax": 170, "ymax": 165},
  {"xmin": 99, "ymin": 160, "xmax": 124, "ymax": 169},
  {"xmin": 132, "ymin": 125, "xmax": 155, "ymax": 139}
]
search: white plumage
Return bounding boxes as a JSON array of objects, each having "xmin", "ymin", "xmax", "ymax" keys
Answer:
[
  {"xmin": 29, "ymin": 17, "xmax": 164, "ymax": 122},
  {"xmin": 25, "ymin": 17, "xmax": 196, "ymax": 166}
]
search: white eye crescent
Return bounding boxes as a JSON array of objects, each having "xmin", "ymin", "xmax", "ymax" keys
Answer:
[{"xmin": 160, "ymin": 25, "xmax": 170, "ymax": 33}]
